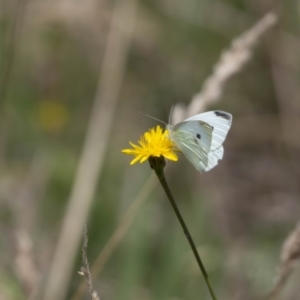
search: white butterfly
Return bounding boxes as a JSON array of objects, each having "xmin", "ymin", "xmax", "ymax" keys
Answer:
[{"xmin": 167, "ymin": 111, "xmax": 232, "ymax": 172}]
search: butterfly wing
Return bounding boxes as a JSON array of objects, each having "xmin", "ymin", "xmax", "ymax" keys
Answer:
[
  {"xmin": 169, "ymin": 121, "xmax": 213, "ymax": 172},
  {"xmin": 185, "ymin": 111, "xmax": 232, "ymax": 150},
  {"xmin": 205, "ymin": 146, "xmax": 224, "ymax": 171}
]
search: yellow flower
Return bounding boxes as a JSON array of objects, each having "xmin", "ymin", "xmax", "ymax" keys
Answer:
[
  {"xmin": 122, "ymin": 125, "xmax": 178, "ymax": 165},
  {"xmin": 38, "ymin": 99, "xmax": 69, "ymax": 134}
]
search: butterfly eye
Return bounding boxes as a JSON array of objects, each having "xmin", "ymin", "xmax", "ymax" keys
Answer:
[{"xmin": 196, "ymin": 134, "xmax": 201, "ymax": 139}]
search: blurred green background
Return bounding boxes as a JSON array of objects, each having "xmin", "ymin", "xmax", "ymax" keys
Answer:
[{"xmin": 1, "ymin": 0, "xmax": 300, "ymax": 299}]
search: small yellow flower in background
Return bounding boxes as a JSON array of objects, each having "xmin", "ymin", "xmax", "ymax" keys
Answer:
[
  {"xmin": 122, "ymin": 125, "xmax": 178, "ymax": 165},
  {"xmin": 38, "ymin": 99, "xmax": 69, "ymax": 134}
]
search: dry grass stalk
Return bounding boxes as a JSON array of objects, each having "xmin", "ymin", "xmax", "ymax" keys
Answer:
[
  {"xmin": 10, "ymin": 153, "xmax": 51, "ymax": 299},
  {"xmin": 0, "ymin": 0, "xmax": 28, "ymax": 103},
  {"xmin": 0, "ymin": 0, "xmax": 28, "ymax": 164},
  {"xmin": 14, "ymin": 229, "xmax": 39, "ymax": 300},
  {"xmin": 71, "ymin": 173, "xmax": 157, "ymax": 300},
  {"xmin": 267, "ymin": 222, "xmax": 300, "ymax": 299},
  {"xmin": 78, "ymin": 224, "xmax": 100, "ymax": 300},
  {"xmin": 172, "ymin": 12, "xmax": 277, "ymax": 124},
  {"xmin": 43, "ymin": 0, "xmax": 139, "ymax": 299}
]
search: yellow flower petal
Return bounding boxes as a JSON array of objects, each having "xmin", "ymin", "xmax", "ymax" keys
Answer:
[
  {"xmin": 130, "ymin": 156, "xmax": 142, "ymax": 165},
  {"xmin": 163, "ymin": 152, "xmax": 178, "ymax": 161},
  {"xmin": 122, "ymin": 126, "xmax": 178, "ymax": 165}
]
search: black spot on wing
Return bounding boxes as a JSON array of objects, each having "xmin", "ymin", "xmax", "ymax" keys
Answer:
[
  {"xmin": 196, "ymin": 133, "xmax": 201, "ymax": 139},
  {"xmin": 214, "ymin": 111, "xmax": 231, "ymax": 120}
]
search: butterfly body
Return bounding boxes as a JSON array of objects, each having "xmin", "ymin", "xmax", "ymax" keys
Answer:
[{"xmin": 167, "ymin": 110, "xmax": 232, "ymax": 172}]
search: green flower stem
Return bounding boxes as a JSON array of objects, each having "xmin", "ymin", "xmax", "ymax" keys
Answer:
[{"xmin": 149, "ymin": 156, "xmax": 218, "ymax": 300}]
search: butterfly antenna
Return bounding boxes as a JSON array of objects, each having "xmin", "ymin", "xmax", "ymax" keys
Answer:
[{"xmin": 139, "ymin": 111, "xmax": 167, "ymax": 126}]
